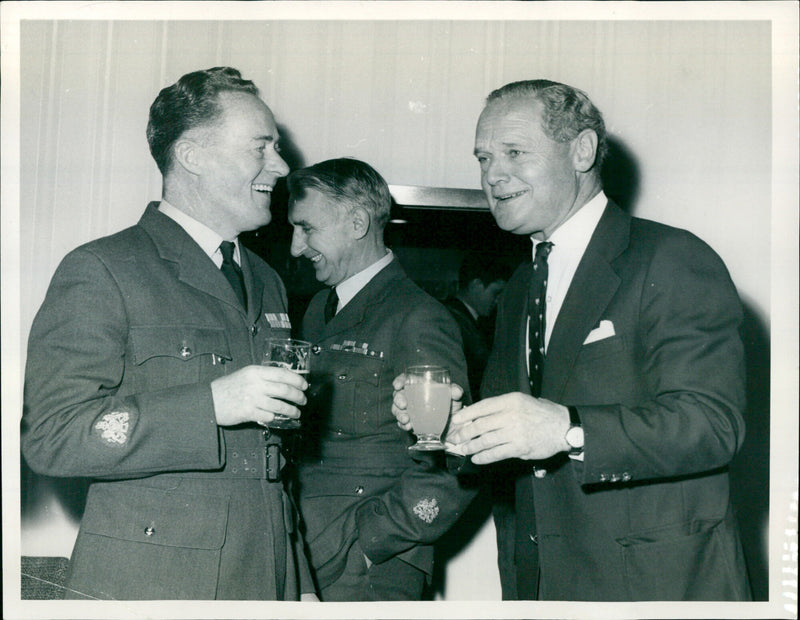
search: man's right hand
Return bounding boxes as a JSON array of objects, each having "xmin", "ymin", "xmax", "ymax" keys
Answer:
[{"xmin": 211, "ymin": 365, "xmax": 308, "ymax": 427}]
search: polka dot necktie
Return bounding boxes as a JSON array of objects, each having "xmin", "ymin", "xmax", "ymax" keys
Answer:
[
  {"xmin": 219, "ymin": 241, "xmax": 247, "ymax": 310},
  {"xmin": 528, "ymin": 241, "xmax": 553, "ymax": 397}
]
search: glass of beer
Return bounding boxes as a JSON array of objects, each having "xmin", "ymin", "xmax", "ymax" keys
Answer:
[
  {"xmin": 262, "ymin": 338, "xmax": 311, "ymax": 429},
  {"xmin": 404, "ymin": 365, "xmax": 452, "ymax": 451}
]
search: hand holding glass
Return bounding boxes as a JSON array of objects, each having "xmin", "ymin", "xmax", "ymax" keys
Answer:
[
  {"xmin": 404, "ymin": 365, "xmax": 452, "ymax": 451},
  {"xmin": 262, "ymin": 338, "xmax": 311, "ymax": 429}
]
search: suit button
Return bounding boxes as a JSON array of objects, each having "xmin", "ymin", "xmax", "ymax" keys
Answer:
[
  {"xmin": 355, "ymin": 486, "xmax": 364, "ymax": 495},
  {"xmin": 312, "ymin": 345, "xmax": 322, "ymax": 355},
  {"xmin": 144, "ymin": 526, "xmax": 155, "ymax": 536}
]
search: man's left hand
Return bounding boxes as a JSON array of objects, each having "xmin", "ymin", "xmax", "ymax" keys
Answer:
[{"xmin": 448, "ymin": 392, "xmax": 570, "ymax": 464}]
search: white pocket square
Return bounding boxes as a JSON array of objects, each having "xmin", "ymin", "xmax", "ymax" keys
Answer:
[{"xmin": 583, "ymin": 320, "xmax": 616, "ymax": 345}]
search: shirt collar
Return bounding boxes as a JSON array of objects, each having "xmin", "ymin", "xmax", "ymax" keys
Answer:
[
  {"xmin": 458, "ymin": 298, "xmax": 480, "ymax": 321},
  {"xmin": 158, "ymin": 199, "xmax": 240, "ymax": 265},
  {"xmin": 532, "ymin": 191, "xmax": 607, "ymax": 257},
  {"xmin": 335, "ymin": 250, "xmax": 394, "ymax": 310}
]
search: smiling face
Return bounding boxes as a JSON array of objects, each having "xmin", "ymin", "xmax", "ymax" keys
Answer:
[
  {"xmin": 194, "ymin": 91, "xmax": 289, "ymax": 237},
  {"xmin": 288, "ymin": 188, "xmax": 361, "ymax": 287},
  {"xmin": 474, "ymin": 98, "xmax": 584, "ymax": 240}
]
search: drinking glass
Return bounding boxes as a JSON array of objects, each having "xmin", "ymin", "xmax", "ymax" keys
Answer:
[
  {"xmin": 404, "ymin": 365, "xmax": 452, "ymax": 451},
  {"xmin": 262, "ymin": 338, "xmax": 311, "ymax": 429}
]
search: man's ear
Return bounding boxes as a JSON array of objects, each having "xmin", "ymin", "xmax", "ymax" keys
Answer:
[
  {"xmin": 572, "ymin": 129, "xmax": 598, "ymax": 173},
  {"xmin": 466, "ymin": 277, "xmax": 485, "ymax": 295},
  {"xmin": 351, "ymin": 206, "xmax": 371, "ymax": 239},
  {"xmin": 172, "ymin": 138, "xmax": 204, "ymax": 176}
]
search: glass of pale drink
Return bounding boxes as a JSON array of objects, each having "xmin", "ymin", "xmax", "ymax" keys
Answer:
[
  {"xmin": 262, "ymin": 338, "xmax": 311, "ymax": 429},
  {"xmin": 404, "ymin": 365, "xmax": 452, "ymax": 451}
]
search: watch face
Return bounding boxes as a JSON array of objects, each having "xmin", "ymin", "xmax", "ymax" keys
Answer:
[{"xmin": 566, "ymin": 425, "xmax": 585, "ymax": 449}]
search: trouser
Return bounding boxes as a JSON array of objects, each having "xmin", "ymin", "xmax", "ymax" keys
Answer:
[{"xmin": 320, "ymin": 540, "xmax": 426, "ymax": 601}]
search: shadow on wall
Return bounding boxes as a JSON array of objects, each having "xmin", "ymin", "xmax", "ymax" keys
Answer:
[{"xmin": 730, "ymin": 301, "xmax": 771, "ymax": 601}]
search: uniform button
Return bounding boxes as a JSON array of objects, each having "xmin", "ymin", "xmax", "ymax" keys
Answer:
[
  {"xmin": 337, "ymin": 374, "xmax": 347, "ymax": 381},
  {"xmin": 533, "ymin": 467, "xmax": 547, "ymax": 478},
  {"xmin": 263, "ymin": 429, "xmax": 271, "ymax": 440},
  {"xmin": 250, "ymin": 324, "xmax": 258, "ymax": 336},
  {"xmin": 599, "ymin": 474, "xmax": 608, "ymax": 482},
  {"xmin": 312, "ymin": 345, "xmax": 322, "ymax": 355},
  {"xmin": 610, "ymin": 474, "xmax": 620, "ymax": 483},
  {"xmin": 355, "ymin": 486, "xmax": 364, "ymax": 495},
  {"xmin": 621, "ymin": 472, "xmax": 632, "ymax": 482},
  {"xmin": 529, "ymin": 533, "xmax": 538, "ymax": 544},
  {"xmin": 144, "ymin": 526, "xmax": 155, "ymax": 536},
  {"xmin": 179, "ymin": 345, "xmax": 192, "ymax": 358}
]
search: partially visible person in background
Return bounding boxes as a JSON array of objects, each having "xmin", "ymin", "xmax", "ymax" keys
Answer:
[
  {"xmin": 444, "ymin": 253, "xmax": 509, "ymax": 399},
  {"xmin": 441, "ymin": 253, "xmax": 517, "ymax": 598},
  {"xmin": 21, "ymin": 67, "xmax": 316, "ymax": 600},
  {"xmin": 286, "ymin": 157, "xmax": 478, "ymax": 601}
]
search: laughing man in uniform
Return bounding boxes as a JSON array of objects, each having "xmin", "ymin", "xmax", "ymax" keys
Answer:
[
  {"xmin": 22, "ymin": 67, "xmax": 317, "ymax": 600},
  {"xmin": 286, "ymin": 157, "xmax": 478, "ymax": 600}
]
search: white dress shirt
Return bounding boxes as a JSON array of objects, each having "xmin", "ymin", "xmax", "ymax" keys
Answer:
[
  {"xmin": 158, "ymin": 200, "xmax": 242, "ymax": 267},
  {"xmin": 533, "ymin": 191, "xmax": 607, "ymax": 352},
  {"xmin": 527, "ymin": 192, "xmax": 606, "ymax": 461},
  {"xmin": 333, "ymin": 250, "xmax": 395, "ymax": 313}
]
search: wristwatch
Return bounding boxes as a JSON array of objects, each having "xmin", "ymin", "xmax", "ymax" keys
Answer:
[{"xmin": 565, "ymin": 406, "xmax": 584, "ymax": 456}]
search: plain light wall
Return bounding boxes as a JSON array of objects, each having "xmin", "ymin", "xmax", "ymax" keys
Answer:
[{"xmin": 7, "ymin": 9, "xmax": 789, "ymax": 605}]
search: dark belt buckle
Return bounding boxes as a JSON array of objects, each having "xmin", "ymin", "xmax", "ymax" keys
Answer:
[{"xmin": 266, "ymin": 443, "xmax": 281, "ymax": 482}]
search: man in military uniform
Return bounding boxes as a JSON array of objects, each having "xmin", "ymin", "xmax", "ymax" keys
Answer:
[
  {"xmin": 286, "ymin": 157, "xmax": 478, "ymax": 600},
  {"xmin": 22, "ymin": 67, "xmax": 316, "ymax": 600}
]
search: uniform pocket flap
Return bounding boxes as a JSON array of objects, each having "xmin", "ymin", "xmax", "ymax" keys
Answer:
[
  {"xmin": 81, "ymin": 483, "xmax": 229, "ymax": 550},
  {"xmin": 130, "ymin": 326, "xmax": 231, "ymax": 365},
  {"xmin": 615, "ymin": 517, "xmax": 723, "ymax": 547}
]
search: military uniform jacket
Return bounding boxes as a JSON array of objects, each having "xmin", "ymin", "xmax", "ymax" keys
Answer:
[
  {"xmin": 296, "ymin": 259, "xmax": 478, "ymax": 589},
  {"xmin": 482, "ymin": 201, "xmax": 752, "ymax": 600},
  {"xmin": 22, "ymin": 203, "xmax": 313, "ymax": 600}
]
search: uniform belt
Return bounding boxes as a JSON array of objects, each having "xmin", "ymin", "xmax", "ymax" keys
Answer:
[{"xmin": 224, "ymin": 444, "xmax": 286, "ymax": 481}]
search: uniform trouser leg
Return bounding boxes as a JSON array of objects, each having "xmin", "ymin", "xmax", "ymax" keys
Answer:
[{"xmin": 320, "ymin": 541, "xmax": 426, "ymax": 601}]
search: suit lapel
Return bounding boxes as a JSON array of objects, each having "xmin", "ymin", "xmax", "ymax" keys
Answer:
[
  {"xmin": 240, "ymin": 247, "xmax": 264, "ymax": 321},
  {"xmin": 544, "ymin": 202, "xmax": 630, "ymax": 401},
  {"xmin": 321, "ymin": 260, "xmax": 402, "ymax": 340},
  {"xmin": 139, "ymin": 203, "xmax": 248, "ymax": 316}
]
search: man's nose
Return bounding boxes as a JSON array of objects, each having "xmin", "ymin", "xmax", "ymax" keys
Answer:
[
  {"xmin": 289, "ymin": 230, "xmax": 306, "ymax": 257},
  {"xmin": 483, "ymin": 157, "xmax": 509, "ymax": 186},
  {"xmin": 267, "ymin": 151, "xmax": 290, "ymax": 178}
]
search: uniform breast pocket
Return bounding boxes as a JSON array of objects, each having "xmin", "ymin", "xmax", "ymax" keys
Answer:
[
  {"xmin": 129, "ymin": 325, "xmax": 232, "ymax": 392},
  {"xmin": 320, "ymin": 351, "xmax": 385, "ymax": 435}
]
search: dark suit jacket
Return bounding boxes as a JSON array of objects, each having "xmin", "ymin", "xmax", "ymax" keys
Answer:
[
  {"xmin": 481, "ymin": 201, "xmax": 751, "ymax": 601},
  {"xmin": 22, "ymin": 203, "xmax": 312, "ymax": 600},
  {"xmin": 296, "ymin": 259, "xmax": 478, "ymax": 591}
]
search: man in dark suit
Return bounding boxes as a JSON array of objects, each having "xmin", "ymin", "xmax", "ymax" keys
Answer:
[
  {"xmin": 444, "ymin": 253, "xmax": 509, "ymax": 399},
  {"xmin": 286, "ymin": 158, "xmax": 478, "ymax": 601},
  {"xmin": 21, "ymin": 67, "xmax": 317, "ymax": 600},
  {"xmin": 397, "ymin": 79, "xmax": 752, "ymax": 600}
]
